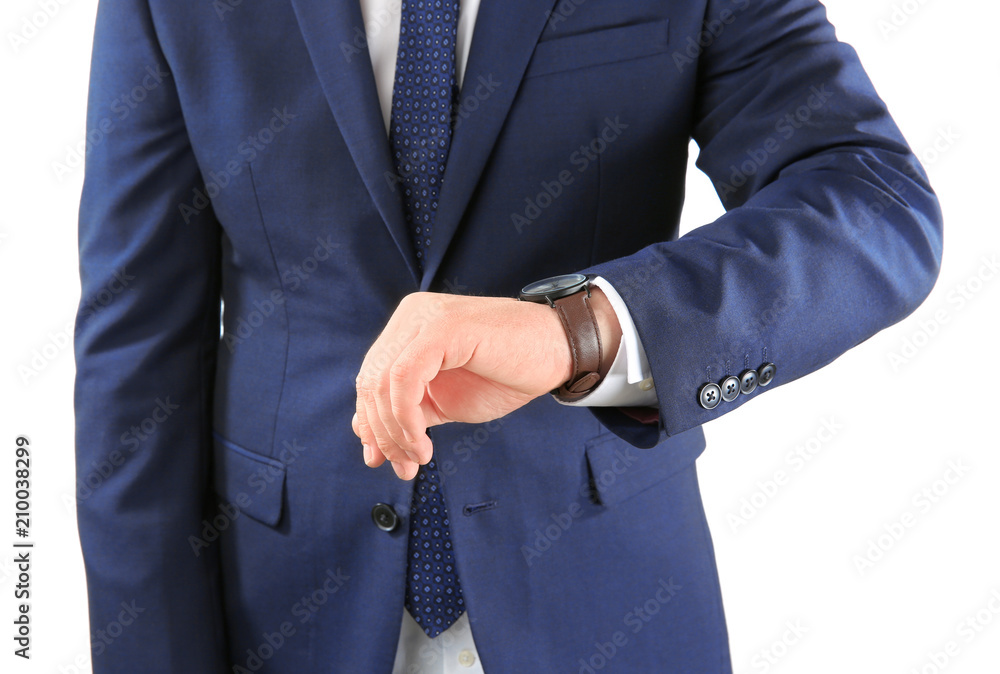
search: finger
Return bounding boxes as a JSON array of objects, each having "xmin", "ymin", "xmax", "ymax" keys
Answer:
[
  {"xmin": 360, "ymin": 382, "xmax": 396, "ymax": 462},
  {"xmin": 358, "ymin": 395, "xmax": 416, "ymax": 479},
  {"xmin": 362, "ymin": 381, "xmax": 420, "ymax": 478},
  {"xmin": 358, "ymin": 338, "xmax": 420, "ymax": 471},
  {"xmin": 368, "ymin": 402, "xmax": 422, "ymax": 479},
  {"xmin": 372, "ymin": 381, "xmax": 427, "ymax": 465},
  {"xmin": 391, "ymin": 457, "xmax": 420, "ymax": 481},
  {"xmin": 354, "ymin": 387, "xmax": 386, "ymax": 468},
  {"xmin": 363, "ymin": 332, "xmax": 435, "ymax": 463},
  {"xmin": 388, "ymin": 340, "xmax": 447, "ymax": 458}
]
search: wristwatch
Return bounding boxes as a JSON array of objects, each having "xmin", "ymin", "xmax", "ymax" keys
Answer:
[{"xmin": 519, "ymin": 273, "xmax": 610, "ymax": 402}]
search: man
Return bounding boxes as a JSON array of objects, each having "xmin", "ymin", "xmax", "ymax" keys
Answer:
[{"xmin": 74, "ymin": 0, "xmax": 942, "ymax": 671}]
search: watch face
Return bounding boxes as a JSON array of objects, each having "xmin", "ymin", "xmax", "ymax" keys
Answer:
[{"xmin": 520, "ymin": 273, "xmax": 589, "ymax": 301}]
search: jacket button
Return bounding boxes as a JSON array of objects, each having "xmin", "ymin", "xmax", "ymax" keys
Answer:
[
  {"xmin": 739, "ymin": 369, "xmax": 758, "ymax": 394},
  {"xmin": 371, "ymin": 503, "xmax": 399, "ymax": 532},
  {"xmin": 720, "ymin": 375, "xmax": 741, "ymax": 402},
  {"xmin": 698, "ymin": 382, "xmax": 722, "ymax": 410},
  {"xmin": 758, "ymin": 362, "xmax": 776, "ymax": 386}
]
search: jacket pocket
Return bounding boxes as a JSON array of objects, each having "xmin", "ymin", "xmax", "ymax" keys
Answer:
[
  {"xmin": 524, "ymin": 19, "xmax": 670, "ymax": 79},
  {"xmin": 584, "ymin": 425, "xmax": 705, "ymax": 508},
  {"xmin": 211, "ymin": 432, "xmax": 286, "ymax": 527}
]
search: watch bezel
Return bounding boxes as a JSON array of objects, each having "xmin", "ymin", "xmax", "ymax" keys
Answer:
[{"xmin": 518, "ymin": 273, "xmax": 591, "ymax": 306}]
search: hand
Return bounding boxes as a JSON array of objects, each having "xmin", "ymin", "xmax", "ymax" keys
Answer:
[{"xmin": 352, "ymin": 289, "xmax": 621, "ymax": 479}]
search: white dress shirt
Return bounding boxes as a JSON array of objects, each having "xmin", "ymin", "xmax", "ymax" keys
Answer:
[{"xmin": 358, "ymin": 1, "xmax": 657, "ymax": 671}]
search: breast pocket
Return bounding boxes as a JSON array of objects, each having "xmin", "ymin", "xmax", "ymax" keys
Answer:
[{"xmin": 524, "ymin": 19, "xmax": 670, "ymax": 80}]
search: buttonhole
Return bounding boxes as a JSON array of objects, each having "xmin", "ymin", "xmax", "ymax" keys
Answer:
[{"xmin": 462, "ymin": 500, "xmax": 498, "ymax": 516}]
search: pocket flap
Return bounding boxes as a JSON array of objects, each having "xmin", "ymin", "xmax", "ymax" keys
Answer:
[
  {"xmin": 585, "ymin": 426, "xmax": 705, "ymax": 508},
  {"xmin": 212, "ymin": 432, "xmax": 286, "ymax": 527},
  {"xmin": 526, "ymin": 19, "xmax": 670, "ymax": 79}
]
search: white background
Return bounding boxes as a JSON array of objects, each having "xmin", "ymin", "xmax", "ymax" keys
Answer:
[{"xmin": 1, "ymin": 0, "xmax": 998, "ymax": 672}]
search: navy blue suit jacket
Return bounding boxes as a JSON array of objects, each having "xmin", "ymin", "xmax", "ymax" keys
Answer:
[{"xmin": 75, "ymin": 0, "xmax": 942, "ymax": 671}]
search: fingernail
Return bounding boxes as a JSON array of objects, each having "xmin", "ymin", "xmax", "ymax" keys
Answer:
[
  {"xmin": 405, "ymin": 450, "xmax": 419, "ymax": 463},
  {"xmin": 403, "ymin": 429, "xmax": 416, "ymax": 443},
  {"xmin": 363, "ymin": 444, "xmax": 372, "ymax": 466},
  {"xmin": 391, "ymin": 461, "xmax": 406, "ymax": 479}
]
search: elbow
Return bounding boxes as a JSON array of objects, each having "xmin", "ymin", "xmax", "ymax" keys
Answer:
[{"xmin": 887, "ymin": 180, "xmax": 944, "ymax": 323}]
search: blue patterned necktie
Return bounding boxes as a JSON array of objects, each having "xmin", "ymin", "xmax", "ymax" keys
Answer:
[
  {"xmin": 389, "ymin": 0, "xmax": 465, "ymax": 639},
  {"xmin": 389, "ymin": 0, "xmax": 460, "ymax": 270}
]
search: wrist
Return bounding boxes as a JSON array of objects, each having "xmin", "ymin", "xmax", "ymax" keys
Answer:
[
  {"xmin": 518, "ymin": 274, "xmax": 621, "ymax": 400},
  {"xmin": 529, "ymin": 286, "xmax": 622, "ymax": 397},
  {"xmin": 521, "ymin": 299, "xmax": 575, "ymax": 390}
]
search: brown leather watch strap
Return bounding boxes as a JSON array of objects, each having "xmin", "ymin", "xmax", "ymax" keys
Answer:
[{"xmin": 551, "ymin": 288, "xmax": 611, "ymax": 402}]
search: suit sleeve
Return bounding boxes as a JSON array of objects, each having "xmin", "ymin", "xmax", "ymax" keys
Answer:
[
  {"xmin": 74, "ymin": 0, "xmax": 228, "ymax": 669},
  {"xmin": 585, "ymin": 0, "xmax": 943, "ymax": 446}
]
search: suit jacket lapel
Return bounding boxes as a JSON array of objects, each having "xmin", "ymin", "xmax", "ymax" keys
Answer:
[
  {"xmin": 288, "ymin": 0, "xmax": 557, "ymax": 289},
  {"xmin": 288, "ymin": 0, "xmax": 420, "ymax": 284},
  {"xmin": 420, "ymin": 0, "xmax": 558, "ymax": 289}
]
